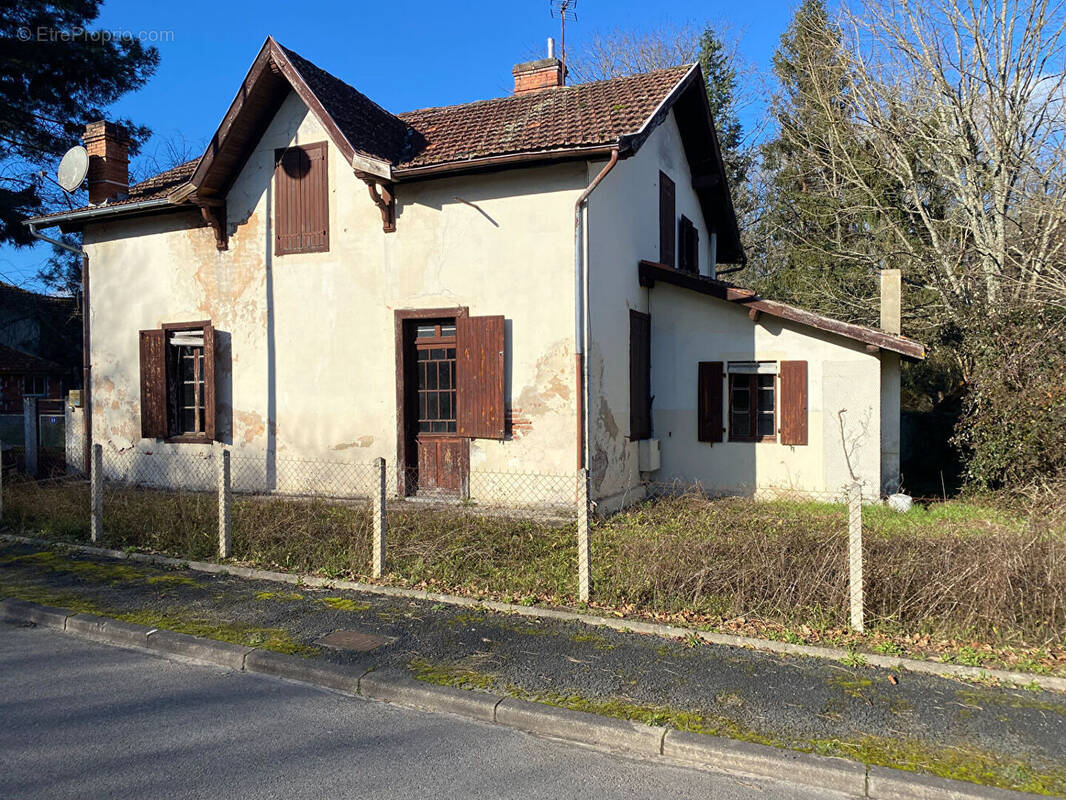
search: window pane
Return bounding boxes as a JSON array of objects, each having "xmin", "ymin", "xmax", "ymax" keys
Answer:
[
  {"xmin": 431, "ymin": 348, "xmax": 445, "ymax": 361},
  {"xmin": 440, "ymin": 324, "xmax": 456, "ymax": 337},
  {"xmin": 440, "ymin": 362, "xmax": 451, "ymax": 389},
  {"xmin": 416, "ymin": 324, "xmax": 435, "ymax": 339},
  {"xmin": 182, "ymin": 408, "xmax": 196, "ymax": 433},
  {"xmin": 427, "ymin": 393, "xmax": 438, "ymax": 420},
  {"xmin": 447, "ymin": 348, "xmax": 456, "ymax": 360},
  {"xmin": 417, "ymin": 349, "xmax": 428, "ymax": 361},
  {"xmin": 440, "ymin": 392, "xmax": 452, "ymax": 420},
  {"xmin": 419, "ymin": 421, "xmax": 430, "ymax": 432},
  {"xmin": 432, "ymin": 421, "xmax": 447, "ymax": 433},
  {"xmin": 757, "ymin": 413, "xmax": 775, "ymax": 437},
  {"xmin": 731, "ymin": 385, "xmax": 749, "ymax": 413},
  {"xmin": 731, "ymin": 413, "xmax": 751, "ymax": 437},
  {"xmin": 447, "ymin": 421, "xmax": 456, "ymax": 433},
  {"xmin": 758, "ymin": 387, "xmax": 774, "ymax": 412},
  {"xmin": 419, "ymin": 393, "xmax": 426, "ymax": 420},
  {"xmin": 182, "ymin": 383, "xmax": 197, "ymax": 406},
  {"xmin": 426, "ymin": 362, "xmax": 438, "ymax": 390}
]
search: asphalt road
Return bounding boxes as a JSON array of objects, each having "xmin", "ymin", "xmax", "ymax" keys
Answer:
[{"xmin": 0, "ymin": 624, "xmax": 841, "ymax": 800}]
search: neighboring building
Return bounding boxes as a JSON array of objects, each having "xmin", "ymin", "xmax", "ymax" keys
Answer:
[
  {"xmin": 0, "ymin": 284, "xmax": 80, "ymax": 447},
  {"xmin": 27, "ymin": 37, "xmax": 922, "ymax": 506}
]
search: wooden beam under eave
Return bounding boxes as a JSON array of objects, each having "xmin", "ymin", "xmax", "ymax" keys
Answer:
[{"xmin": 748, "ymin": 308, "xmax": 761, "ymax": 323}]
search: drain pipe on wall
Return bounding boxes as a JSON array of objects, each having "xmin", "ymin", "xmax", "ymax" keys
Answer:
[
  {"xmin": 26, "ymin": 222, "xmax": 91, "ymax": 474},
  {"xmin": 574, "ymin": 148, "xmax": 619, "ymax": 473}
]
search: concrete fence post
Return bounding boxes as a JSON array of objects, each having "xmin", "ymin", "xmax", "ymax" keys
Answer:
[
  {"xmin": 90, "ymin": 443, "xmax": 102, "ymax": 543},
  {"xmin": 372, "ymin": 457, "xmax": 386, "ymax": 579},
  {"xmin": 217, "ymin": 446, "xmax": 232, "ymax": 559},
  {"xmin": 847, "ymin": 482, "xmax": 865, "ymax": 633},
  {"xmin": 577, "ymin": 468, "xmax": 590, "ymax": 603},
  {"xmin": 23, "ymin": 396, "xmax": 38, "ymax": 477}
]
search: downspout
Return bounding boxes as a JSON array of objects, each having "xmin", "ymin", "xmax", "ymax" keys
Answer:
[
  {"xmin": 27, "ymin": 222, "xmax": 90, "ymax": 474},
  {"xmin": 574, "ymin": 148, "xmax": 619, "ymax": 472}
]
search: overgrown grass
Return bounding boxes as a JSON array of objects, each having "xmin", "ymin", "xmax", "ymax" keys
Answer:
[{"xmin": 4, "ymin": 476, "xmax": 1063, "ymax": 662}]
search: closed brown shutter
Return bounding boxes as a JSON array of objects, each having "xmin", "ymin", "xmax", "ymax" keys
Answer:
[
  {"xmin": 203, "ymin": 322, "xmax": 216, "ymax": 441},
  {"xmin": 275, "ymin": 142, "xmax": 329, "ymax": 255},
  {"xmin": 780, "ymin": 360, "xmax": 808, "ymax": 445},
  {"xmin": 457, "ymin": 315, "xmax": 505, "ymax": 439},
  {"xmin": 659, "ymin": 172, "xmax": 675, "ymax": 267},
  {"xmin": 679, "ymin": 216, "xmax": 699, "ymax": 273},
  {"xmin": 139, "ymin": 328, "xmax": 167, "ymax": 438},
  {"xmin": 698, "ymin": 362, "xmax": 723, "ymax": 443},
  {"xmin": 629, "ymin": 310, "xmax": 651, "ymax": 439}
]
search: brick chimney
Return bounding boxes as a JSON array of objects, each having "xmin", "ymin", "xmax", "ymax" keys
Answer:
[
  {"xmin": 82, "ymin": 120, "xmax": 129, "ymax": 204},
  {"xmin": 513, "ymin": 51, "xmax": 566, "ymax": 94}
]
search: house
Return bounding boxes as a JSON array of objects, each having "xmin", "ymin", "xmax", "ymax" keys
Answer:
[
  {"xmin": 27, "ymin": 37, "xmax": 923, "ymax": 508},
  {"xmin": 0, "ymin": 284, "xmax": 80, "ymax": 447}
]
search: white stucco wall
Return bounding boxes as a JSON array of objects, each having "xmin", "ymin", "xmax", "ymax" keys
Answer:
[
  {"xmin": 586, "ymin": 110, "xmax": 892, "ymax": 506},
  {"xmin": 83, "ymin": 90, "xmax": 584, "ymax": 499},
  {"xmin": 585, "ymin": 112, "xmax": 718, "ymax": 503}
]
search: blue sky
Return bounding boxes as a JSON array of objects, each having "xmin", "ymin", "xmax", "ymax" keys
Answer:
[{"xmin": 5, "ymin": 0, "xmax": 798, "ymax": 292}]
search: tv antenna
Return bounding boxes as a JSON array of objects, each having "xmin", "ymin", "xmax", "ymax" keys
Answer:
[{"xmin": 549, "ymin": 0, "xmax": 578, "ymax": 77}]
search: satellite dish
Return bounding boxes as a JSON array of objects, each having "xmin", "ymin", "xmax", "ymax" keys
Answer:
[{"xmin": 56, "ymin": 146, "xmax": 89, "ymax": 192}]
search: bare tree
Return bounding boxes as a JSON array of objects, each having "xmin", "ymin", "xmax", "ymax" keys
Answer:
[{"xmin": 791, "ymin": 0, "xmax": 1066, "ymax": 338}]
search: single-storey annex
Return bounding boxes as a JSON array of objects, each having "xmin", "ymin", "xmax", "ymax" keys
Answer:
[{"xmin": 28, "ymin": 37, "xmax": 923, "ymax": 508}]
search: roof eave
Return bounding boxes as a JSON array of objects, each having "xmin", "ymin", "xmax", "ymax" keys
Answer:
[
  {"xmin": 25, "ymin": 196, "xmax": 178, "ymax": 229},
  {"xmin": 392, "ymin": 144, "xmax": 620, "ymax": 180},
  {"xmin": 638, "ymin": 260, "xmax": 925, "ymax": 360}
]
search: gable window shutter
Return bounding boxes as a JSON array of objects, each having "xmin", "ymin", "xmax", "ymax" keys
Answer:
[
  {"xmin": 139, "ymin": 328, "xmax": 167, "ymax": 438},
  {"xmin": 457, "ymin": 315, "xmax": 505, "ymax": 439},
  {"xmin": 629, "ymin": 311, "xmax": 651, "ymax": 440},
  {"xmin": 680, "ymin": 217, "xmax": 699, "ymax": 273},
  {"xmin": 698, "ymin": 361, "xmax": 723, "ymax": 443},
  {"xmin": 203, "ymin": 322, "xmax": 217, "ymax": 441},
  {"xmin": 780, "ymin": 360, "xmax": 808, "ymax": 446},
  {"xmin": 275, "ymin": 142, "xmax": 329, "ymax": 255},
  {"xmin": 659, "ymin": 172, "xmax": 675, "ymax": 267}
]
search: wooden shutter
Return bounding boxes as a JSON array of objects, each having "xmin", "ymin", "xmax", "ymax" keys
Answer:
[
  {"xmin": 659, "ymin": 172, "xmax": 675, "ymax": 267},
  {"xmin": 457, "ymin": 315, "xmax": 505, "ymax": 439},
  {"xmin": 275, "ymin": 142, "xmax": 329, "ymax": 255},
  {"xmin": 679, "ymin": 216, "xmax": 699, "ymax": 273},
  {"xmin": 698, "ymin": 361, "xmax": 724, "ymax": 443},
  {"xmin": 139, "ymin": 329, "xmax": 167, "ymax": 438},
  {"xmin": 629, "ymin": 311, "xmax": 651, "ymax": 440},
  {"xmin": 203, "ymin": 322, "xmax": 216, "ymax": 441},
  {"xmin": 780, "ymin": 360, "xmax": 808, "ymax": 446}
]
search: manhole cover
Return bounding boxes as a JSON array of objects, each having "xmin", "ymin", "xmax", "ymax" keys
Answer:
[{"xmin": 315, "ymin": 629, "xmax": 393, "ymax": 652}]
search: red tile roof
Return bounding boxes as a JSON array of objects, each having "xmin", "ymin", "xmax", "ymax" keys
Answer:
[
  {"xmin": 0, "ymin": 343, "xmax": 67, "ymax": 374},
  {"xmin": 28, "ymin": 45, "xmax": 694, "ymax": 226},
  {"xmin": 395, "ymin": 66, "xmax": 688, "ymax": 169}
]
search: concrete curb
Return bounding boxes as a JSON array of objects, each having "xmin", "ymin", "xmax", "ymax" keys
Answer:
[
  {"xmin": 0, "ymin": 597, "xmax": 1047, "ymax": 800},
  {"xmin": 3, "ymin": 532, "xmax": 1063, "ymax": 694}
]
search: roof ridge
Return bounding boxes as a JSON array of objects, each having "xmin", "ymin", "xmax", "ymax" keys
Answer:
[{"xmin": 397, "ymin": 64, "xmax": 691, "ymax": 117}]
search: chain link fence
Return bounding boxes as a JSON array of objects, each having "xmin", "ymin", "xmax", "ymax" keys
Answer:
[{"xmin": 2, "ymin": 450, "xmax": 1062, "ymax": 645}]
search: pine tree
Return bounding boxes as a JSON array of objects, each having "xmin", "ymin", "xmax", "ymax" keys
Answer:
[
  {"xmin": 755, "ymin": 0, "xmax": 880, "ymax": 325},
  {"xmin": 0, "ymin": 0, "xmax": 159, "ymax": 247},
  {"xmin": 697, "ymin": 28, "xmax": 749, "ymax": 194}
]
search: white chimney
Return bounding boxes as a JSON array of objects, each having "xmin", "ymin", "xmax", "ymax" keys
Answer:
[
  {"xmin": 547, "ymin": 37, "xmax": 555, "ymax": 59},
  {"xmin": 880, "ymin": 269, "xmax": 902, "ymax": 334}
]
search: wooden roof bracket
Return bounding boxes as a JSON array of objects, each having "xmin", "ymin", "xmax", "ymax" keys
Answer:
[
  {"xmin": 363, "ymin": 178, "xmax": 396, "ymax": 233},
  {"xmin": 748, "ymin": 307, "xmax": 761, "ymax": 323},
  {"xmin": 199, "ymin": 203, "xmax": 228, "ymax": 250}
]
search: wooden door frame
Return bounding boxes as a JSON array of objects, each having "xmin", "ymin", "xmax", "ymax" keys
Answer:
[{"xmin": 394, "ymin": 306, "xmax": 469, "ymax": 496}]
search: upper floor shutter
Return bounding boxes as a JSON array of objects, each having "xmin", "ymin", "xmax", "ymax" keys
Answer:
[
  {"xmin": 139, "ymin": 328, "xmax": 167, "ymax": 438},
  {"xmin": 780, "ymin": 360, "xmax": 808, "ymax": 446},
  {"xmin": 629, "ymin": 310, "xmax": 651, "ymax": 440},
  {"xmin": 275, "ymin": 142, "xmax": 329, "ymax": 255},
  {"xmin": 457, "ymin": 315, "xmax": 505, "ymax": 439},
  {"xmin": 698, "ymin": 361, "xmax": 723, "ymax": 443},
  {"xmin": 679, "ymin": 216, "xmax": 699, "ymax": 273},
  {"xmin": 659, "ymin": 172, "xmax": 675, "ymax": 267}
]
